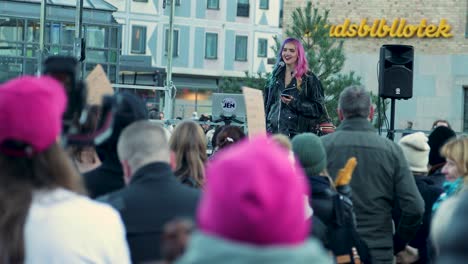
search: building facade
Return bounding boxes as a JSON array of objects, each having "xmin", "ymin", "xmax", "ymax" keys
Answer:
[
  {"xmin": 106, "ymin": 0, "xmax": 283, "ymax": 118},
  {"xmin": 0, "ymin": 0, "xmax": 121, "ymax": 83},
  {"xmin": 284, "ymin": 0, "xmax": 468, "ymax": 133}
]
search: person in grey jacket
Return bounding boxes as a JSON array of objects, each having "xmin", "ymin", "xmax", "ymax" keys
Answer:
[{"xmin": 321, "ymin": 85, "xmax": 425, "ymax": 264}]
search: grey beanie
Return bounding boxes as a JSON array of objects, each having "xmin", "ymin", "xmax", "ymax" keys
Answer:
[{"xmin": 291, "ymin": 133, "xmax": 327, "ymax": 176}]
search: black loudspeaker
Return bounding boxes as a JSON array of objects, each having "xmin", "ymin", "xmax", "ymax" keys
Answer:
[{"xmin": 379, "ymin": 45, "xmax": 414, "ymax": 99}]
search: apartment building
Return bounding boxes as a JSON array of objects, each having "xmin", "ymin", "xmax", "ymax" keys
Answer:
[{"xmin": 108, "ymin": 0, "xmax": 283, "ymax": 117}]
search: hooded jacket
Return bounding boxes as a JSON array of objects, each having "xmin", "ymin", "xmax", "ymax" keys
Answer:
[{"xmin": 83, "ymin": 92, "xmax": 147, "ymax": 198}]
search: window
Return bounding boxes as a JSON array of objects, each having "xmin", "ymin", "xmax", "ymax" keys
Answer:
[
  {"xmin": 131, "ymin": 25, "xmax": 146, "ymax": 54},
  {"xmin": 237, "ymin": 0, "xmax": 249, "ymax": 17},
  {"xmin": 61, "ymin": 23, "xmax": 75, "ymax": 45},
  {"xmin": 207, "ymin": 0, "xmax": 219, "ymax": 9},
  {"xmin": 175, "ymin": 0, "xmax": 181, "ymax": 6},
  {"xmin": 259, "ymin": 0, "xmax": 268, "ymax": 10},
  {"xmin": 87, "ymin": 25, "xmax": 106, "ymax": 48},
  {"xmin": 0, "ymin": 17, "xmax": 24, "ymax": 42},
  {"xmin": 205, "ymin": 33, "xmax": 218, "ymax": 59},
  {"xmin": 235, "ymin": 35, "xmax": 248, "ymax": 61},
  {"xmin": 133, "ymin": 0, "xmax": 148, "ymax": 2},
  {"xmin": 464, "ymin": 86, "xmax": 468, "ymax": 132},
  {"xmin": 165, "ymin": 29, "xmax": 179, "ymax": 57},
  {"xmin": 279, "ymin": 0, "xmax": 283, "ymax": 27},
  {"xmin": 257, "ymin": 38, "xmax": 267, "ymax": 57},
  {"xmin": 466, "ymin": 12, "xmax": 468, "ymax": 38}
]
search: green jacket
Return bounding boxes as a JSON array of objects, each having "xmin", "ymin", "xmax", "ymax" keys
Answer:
[
  {"xmin": 176, "ymin": 232, "xmax": 333, "ymax": 264},
  {"xmin": 321, "ymin": 118, "xmax": 425, "ymax": 264}
]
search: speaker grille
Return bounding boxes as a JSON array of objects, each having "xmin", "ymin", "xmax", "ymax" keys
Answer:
[
  {"xmin": 379, "ymin": 45, "xmax": 414, "ymax": 99},
  {"xmin": 380, "ymin": 66, "xmax": 412, "ymax": 99}
]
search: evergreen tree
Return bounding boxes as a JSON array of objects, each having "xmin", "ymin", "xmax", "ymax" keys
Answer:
[
  {"xmin": 219, "ymin": 1, "xmax": 386, "ymax": 126},
  {"xmin": 218, "ymin": 72, "xmax": 268, "ymax": 94},
  {"xmin": 274, "ymin": 1, "xmax": 361, "ymax": 124}
]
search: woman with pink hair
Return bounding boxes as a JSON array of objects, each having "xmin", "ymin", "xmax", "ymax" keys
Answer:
[{"xmin": 264, "ymin": 37, "xmax": 325, "ymax": 138}]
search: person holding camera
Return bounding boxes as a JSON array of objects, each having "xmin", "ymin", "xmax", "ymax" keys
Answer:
[
  {"xmin": 0, "ymin": 76, "xmax": 130, "ymax": 263},
  {"xmin": 264, "ymin": 37, "xmax": 325, "ymax": 138}
]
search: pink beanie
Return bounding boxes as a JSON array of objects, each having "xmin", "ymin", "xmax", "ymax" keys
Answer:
[
  {"xmin": 0, "ymin": 76, "xmax": 66, "ymax": 156},
  {"xmin": 198, "ymin": 136, "xmax": 310, "ymax": 246}
]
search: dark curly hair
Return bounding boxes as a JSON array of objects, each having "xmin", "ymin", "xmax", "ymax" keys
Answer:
[{"xmin": 216, "ymin": 125, "xmax": 246, "ymax": 150}]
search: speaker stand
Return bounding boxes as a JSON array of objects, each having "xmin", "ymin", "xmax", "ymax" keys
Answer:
[{"xmin": 387, "ymin": 98, "xmax": 396, "ymax": 141}]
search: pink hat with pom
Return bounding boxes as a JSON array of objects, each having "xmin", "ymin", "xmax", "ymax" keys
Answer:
[{"xmin": 198, "ymin": 136, "xmax": 310, "ymax": 246}]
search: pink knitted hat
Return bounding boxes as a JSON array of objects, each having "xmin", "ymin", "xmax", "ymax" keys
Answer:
[
  {"xmin": 0, "ymin": 76, "xmax": 66, "ymax": 156},
  {"xmin": 198, "ymin": 136, "xmax": 310, "ymax": 246}
]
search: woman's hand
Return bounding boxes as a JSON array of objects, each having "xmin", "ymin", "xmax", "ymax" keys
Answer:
[{"xmin": 281, "ymin": 94, "xmax": 294, "ymax": 105}]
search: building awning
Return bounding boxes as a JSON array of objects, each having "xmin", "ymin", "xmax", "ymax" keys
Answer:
[
  {"xmin": 0, "ymin": 0, "xmax": 119, "ymax": 24},
  {"xmin": 172, "ymin": 76, "xmax": 218, "ymax": 90},
  {"xmin": 12, "ymin": 0, "xmax": 117, "ymax": 11},
  {"xmin": 119, "ymin": 55, "xmax": 164, "ymax": 73}
]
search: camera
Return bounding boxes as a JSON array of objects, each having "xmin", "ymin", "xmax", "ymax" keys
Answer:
[
  {"xmin": 42, "ymin": 55, "xmax": 115, "ymax": 147},
  {"xmin": 42, "ymin": 56, "xmax": 86, "ymax": 133}
]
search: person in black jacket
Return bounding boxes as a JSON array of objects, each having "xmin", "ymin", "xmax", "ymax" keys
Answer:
[
  {"xmin": 427, "ymin": 126, "xmax": 456, "ymax": 189},
  {"xmin": 98, "ymin": 121, "xmax": 200, "ymax": 263},
  {"xmin": 83, "ymin": 92, "xmax": 147, "ymax": 198},
  {"xmin": 395, "ymin": 132, "xmax": 444, "ymax": 264},
  {"xmin": 264, "ymin": 37, "xmax": 325, "ymax": 138},
  {"xmin": 291, "ymin": 133, "xmax": 336, "ymax": 234},
  {"xmin": 291, "ymin": 133, "xmax": 372, "ymax": 264}
]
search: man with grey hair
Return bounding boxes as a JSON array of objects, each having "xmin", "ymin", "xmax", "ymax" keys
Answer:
[
  {"xmin": 321, "ymin": 85, "xmax": 424, "ymax": 263},
  {"xmin": 98, "ymin": 121, "xmax": 199, "ymax": 263}
]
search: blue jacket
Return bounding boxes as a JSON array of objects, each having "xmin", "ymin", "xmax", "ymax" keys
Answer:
[{"xmin": 176, "ymin": 232, "xmax": 333, "ymax": 264}]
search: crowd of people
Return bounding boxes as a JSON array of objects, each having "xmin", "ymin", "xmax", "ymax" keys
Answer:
[{"xmin": 0, "ymin": 37, "xmax": 467, "ymax": 264}]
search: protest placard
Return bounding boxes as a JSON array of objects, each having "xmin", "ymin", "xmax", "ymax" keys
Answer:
[
  {"xmin": 242, "ymin": 86, "xmax": 266, "ymax": 137},
  {"xmin": 86, "ymin": 64, "xmax": 114, "ymax": 105}
]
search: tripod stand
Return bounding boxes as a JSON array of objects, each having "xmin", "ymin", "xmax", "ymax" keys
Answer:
[
  {"xmin": 387, "ymin": 98, "xmax": 396, "ymax": 141},
  {"xmin": 377, "ymin": 97, "xmax": 396, "ymax": 142},
  {"xmin": 213, "ymin": 114, "xmax": 244, "ymax": 126}
]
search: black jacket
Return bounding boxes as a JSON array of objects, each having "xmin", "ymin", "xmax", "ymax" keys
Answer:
[
  {"xmin": 428, "ymin": 165, "xmax": 446, "ymax": 190},
  {"xmin": 264, "ymin": 67, "xmax": 324, "ymax": 137},
  {"xmin": 83, "ymin": 157, "xmax": 124, "ymax": 199},
  {"xmin": 308, "ymin": 175, "xmax": 335, "ymax": 226},
  {"xmin": 98, "ymin": 162, "xmax": 200, "ymax": 263},
  {"xmin": 393, "ymin": 175, "xmax": 443, "ymax": 263},
  {"xmin": 83, "ymin": 91, "xmax": 147, "ymax": 198}
]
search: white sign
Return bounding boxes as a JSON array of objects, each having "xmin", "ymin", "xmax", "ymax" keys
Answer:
[{"xmin": 222, "ymin": 97, "xmax": 237, "ymax": 112}]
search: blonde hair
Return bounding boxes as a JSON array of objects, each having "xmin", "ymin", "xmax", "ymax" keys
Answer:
[
  {"xmin": 169, "ymin": 120, "xmax": 207, "ymax": 188},
  {"xmin": 271, "ymin": 134, "xmax": 292, "ymax": 151},
  {"xmin": 441, "ymin": 136, "xmax": 468, "ymax": 179}
]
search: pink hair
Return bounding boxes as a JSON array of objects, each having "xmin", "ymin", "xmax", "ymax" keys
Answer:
[{"xmin": 277, "ymin": 38, "xmax": 309, "ymax": 80}]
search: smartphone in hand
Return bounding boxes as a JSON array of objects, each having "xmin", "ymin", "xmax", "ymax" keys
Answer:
[{"xmin": 280, "ymin": 93, "xmax": 293, "ymax": 99}]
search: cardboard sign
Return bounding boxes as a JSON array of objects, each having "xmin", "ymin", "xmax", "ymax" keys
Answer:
[
  {"xmin": 242, "ymin": 86, "xmax": 266, "ymax": 138},
  {"xmin": 86, "ymin": 64, "xmax": 114, "ymax": 105}
]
